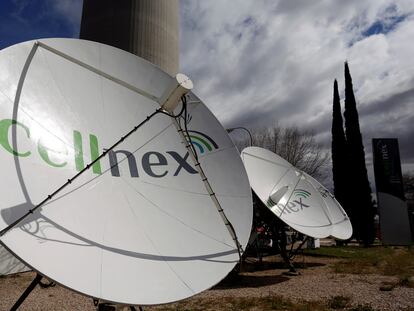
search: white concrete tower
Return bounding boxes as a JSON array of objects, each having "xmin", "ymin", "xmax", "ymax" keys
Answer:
[{"xmin": 80, "ymin": 0, "xmax": 179, "ymax": 76}]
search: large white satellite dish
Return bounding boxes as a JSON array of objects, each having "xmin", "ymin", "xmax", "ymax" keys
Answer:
[
  {"xmin": 241, "ymin": 147, "xmax": 352, "ymax": 240},
  {"xmin": 0, "ymin": 39, "xmax": 252, "ymax": 305}
]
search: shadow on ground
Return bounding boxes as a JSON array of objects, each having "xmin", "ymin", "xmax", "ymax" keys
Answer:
[
  {"xmin": 241, "ymin": 260, "xmax": 326, "ymax": 272},
  {"xmin": 213, "ymin": 274, "xmax": 290, "ymax": 289},
  {"xmin": 212, "ymin": 258, "xmax": 328, "ymax": 290}
]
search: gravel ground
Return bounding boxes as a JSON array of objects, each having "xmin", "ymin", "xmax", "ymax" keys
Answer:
[
  {"xmin": 1, "ymin": 255, "xmax": 413, "ymax": 311},
  {"xmin": 196, "ymin": 260, "xmax": 414, "ymax": 311}
]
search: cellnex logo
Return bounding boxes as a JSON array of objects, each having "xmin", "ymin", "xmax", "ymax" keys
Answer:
[
  {"xmin": 0, "ymin": 119, "xmax": 217, "ymax": 178},
  {"xmin": 267, "ymin": 188, "xmax": 311, "ymax": 214},
  {"xmin": 293, "ymin": 189, "xmax": 311, "ymax": 199},
  {"xmin": 184, "ymin": 130, "xmax": 218, "ymax": 154}
]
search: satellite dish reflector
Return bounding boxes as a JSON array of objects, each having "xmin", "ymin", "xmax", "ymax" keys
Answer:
[
  {"xmin": 0, "ymin": 39, "xmax": 252, "ymax": 305},
  {"xmin": 299, "ymin": 172, "xmax": 352, "ymax": 240},
  {"xmin": 241, "ymin": 147, "xmax": 352, "ymax": 239}
]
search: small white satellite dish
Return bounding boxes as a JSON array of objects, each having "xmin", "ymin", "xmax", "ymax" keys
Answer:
[
  {"xmin": 241, "ymin": 147, "xmax": 352, "ymax": 240},
  {"xmin": 0, "ymin": 39, "xmax": 252, "ymax": 305}
]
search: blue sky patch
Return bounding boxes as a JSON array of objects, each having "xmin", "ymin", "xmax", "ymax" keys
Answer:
[
  {"xmin": 0, "ymin": 0, "xmax": 80, "ymax": 50},
  {"xmin": 362, "ymin": 14, "xmax": 406, "ymax": 37}
]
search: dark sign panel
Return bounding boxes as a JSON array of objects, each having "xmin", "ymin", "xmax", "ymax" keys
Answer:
[
  {"xmin": 372, "ymin": 138, "xmax": 405, "ymax": 200},
  {"xmin": 372, "ymin": 138, "xmax": 412, "ymax": 245}
]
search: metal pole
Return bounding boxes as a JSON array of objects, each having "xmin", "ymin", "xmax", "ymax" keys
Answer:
[
  {"xmin": 10, "ymin": 274, "xmax": 43, "ymax": 311},
  {"xmin": 226, "ymin": 127, "xmax": 253, "ymax": 146}
]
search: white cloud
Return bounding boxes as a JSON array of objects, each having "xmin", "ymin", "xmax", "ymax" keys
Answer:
[
  {"xmin": 46, "ymin": 0, "xmax": 83, "ymax": 35},
  {"xmin": 180, "ymin": 0, "xmax": 414, "ymax": 180}
]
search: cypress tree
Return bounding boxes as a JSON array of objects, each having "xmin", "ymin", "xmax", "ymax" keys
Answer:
[
  {"xmin": 331, "ymin": 80, "xmax": 350, "ymax": 218},
  {"xmin": 343, "ymin": 62, "xmax": 375, "ymax": 245}
]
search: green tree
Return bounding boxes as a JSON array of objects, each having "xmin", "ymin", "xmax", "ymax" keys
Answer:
[
  {"xmin": 343, "ymin": 62, "xmax": 375, "ymax": 245},
  {"xmin": 331, "ymin": 79, "xmax": 350, "ymax": 218}
]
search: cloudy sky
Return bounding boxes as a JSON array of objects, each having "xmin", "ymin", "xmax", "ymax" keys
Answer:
[{"xmin": 1, "ymin": 0, "xmax": 413, "ymax": 187}]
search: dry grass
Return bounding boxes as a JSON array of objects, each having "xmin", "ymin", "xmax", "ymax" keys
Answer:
[
  {"xmin": 148, "ymin": 295, "xmax": 329, "ymax": 311},
  {"xmin": 1, "ymin": 246, "xmax": 413, "ymax": 311},
  {"xmin": 147, "ymin": 246, "xmax": 414, "ymax": 310},
  {"xmin": 147, "ymin": 295, "xmax": 379, "ymax": 311},
  {"xmin": 305, "ymin": 246, "xmax": 414, "ymax": 281}
]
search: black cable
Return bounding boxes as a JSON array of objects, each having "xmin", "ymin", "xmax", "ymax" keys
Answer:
[
  {"xmin": 173, "ymin": 97, "xmax": 243, "ymax": 263},
  {"xmin": 180, "ymin": 96, "xmax": 199, "ymax": 161},
  {"xmin": 174, "ymin": 95, "xmax": 186, "ymax": 128},
  {"xmin": 173, "ymin": 96, "xmax": 187, "ymax": 120}
]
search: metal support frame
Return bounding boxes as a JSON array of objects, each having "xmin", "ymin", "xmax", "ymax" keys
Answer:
[
  {"xmin": 10, "ymin": 273, "xmax": 43, "ymax": 311},
  {"xmin": 173, "ymin": 117, "xmax": 244, "ymax": 261},
  {"xmin": 250, "ymin": 191, "xmax": 310, "ymax": 272}
]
